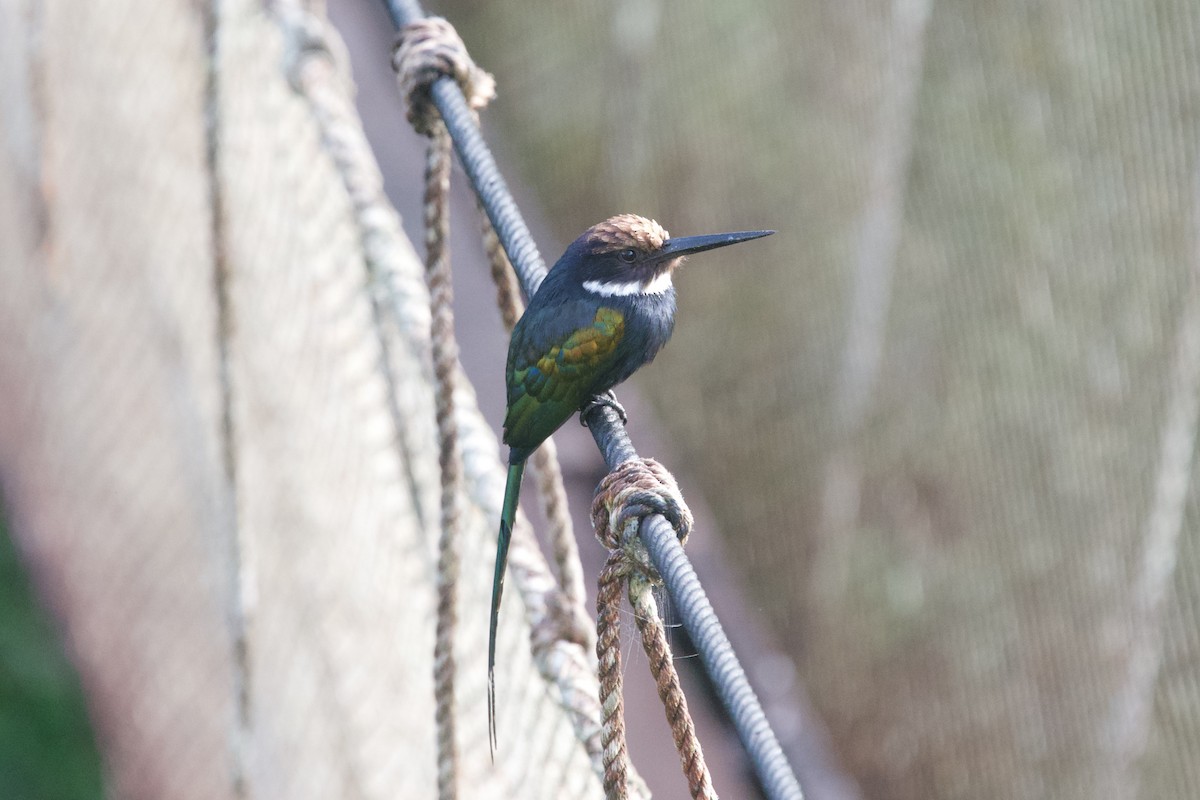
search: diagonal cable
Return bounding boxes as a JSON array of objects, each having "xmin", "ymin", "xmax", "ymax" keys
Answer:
[{"xmin": 378, "ymin": 2, "xmax": 804, "ymax": 798}]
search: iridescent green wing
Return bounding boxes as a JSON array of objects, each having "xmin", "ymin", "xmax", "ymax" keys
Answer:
[{"xmin": 503, "ymin": 304, "xmax": 625, "ymax": 452}]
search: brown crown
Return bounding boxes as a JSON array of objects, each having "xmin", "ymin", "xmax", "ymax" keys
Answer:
[{"xmin": 583, "ymin": 214, "xmax": 669, "ymax": 253}]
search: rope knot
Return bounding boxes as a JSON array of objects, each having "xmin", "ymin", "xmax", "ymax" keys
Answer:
[
  {"xmin": 592, "ymin": 459, "xmax": 694, "ymax": 576},
  {"xmin": 593, "ymin": 458, "xmax": 715, "ymax": 798},
  {"xmin": 392, "ymin": 17, "xmax": 496, "ymax": 136}
]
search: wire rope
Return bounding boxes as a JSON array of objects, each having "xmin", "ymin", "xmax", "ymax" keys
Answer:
[{"xmin": 380, "ymin": 3, "xmax": 804, "ymax": 797}]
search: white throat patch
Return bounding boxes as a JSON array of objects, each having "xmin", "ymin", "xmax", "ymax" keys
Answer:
[{"xmin": 583, "ymin": 271, "xmax": 673, "ymax": 297}]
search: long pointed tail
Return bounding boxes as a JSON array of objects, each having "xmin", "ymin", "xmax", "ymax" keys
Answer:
[{"xmin": 489, "ymin": 459, "xmax": 525, "ymax": 759}]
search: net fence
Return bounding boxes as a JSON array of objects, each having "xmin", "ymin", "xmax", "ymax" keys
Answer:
[
  {"xmin": 0, "ymin": 1, "xmax": 611, "ymax": 797},
  {"xmin": 435, "ymin": 1, "xmax": 1200, "ymax": 798}
]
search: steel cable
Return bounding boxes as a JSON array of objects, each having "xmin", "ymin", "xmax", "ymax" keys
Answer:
[{"xmin": 380, "ymin": 2, "xmax": 805, "ymax": 798}]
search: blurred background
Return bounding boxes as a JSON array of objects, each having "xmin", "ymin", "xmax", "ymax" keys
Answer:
[
  {"xmin": 400, "ymin": 1, "xmax": 1200, "ymax": 797},
  {"xmin": 4, "ymin": 0, "xmax": 1200, "ymax": 798}
]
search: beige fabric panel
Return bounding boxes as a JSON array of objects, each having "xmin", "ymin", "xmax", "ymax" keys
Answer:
[
  {"xmin": 0, "ymin": 0, "xmax": 607, "ymax": 797},
  {"xmin": 0, "ymin": 0, "xmax": 235, "ymax": 798}
]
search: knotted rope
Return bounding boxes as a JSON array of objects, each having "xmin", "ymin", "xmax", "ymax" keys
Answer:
[
  {"xmin": 394, "ymin": 17, "xmax": 495, "ymax": 136},
  {"xmin": 393, "ymin": 18, "xmax": 495, "ymax": 799},
  {"xmin": 381, "ymin": 7, "xmax": 802, "ymax": 799},
  {"xmin": 393, "ymin": 15, "xmax": 604, "ymax": 790},
  {"xmin": 592, "ymin": 459, "xmax": 716, "ymax": 800}
]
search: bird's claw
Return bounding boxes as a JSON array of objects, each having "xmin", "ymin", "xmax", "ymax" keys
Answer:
[{"xmin": 581, "ymin": 390, "xmax": 628, "ymax": 427}]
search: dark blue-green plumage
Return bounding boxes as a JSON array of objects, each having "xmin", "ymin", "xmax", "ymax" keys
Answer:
[{"xmin": 488, "ymin": 214, "xmax": 772, "ymax": 754}]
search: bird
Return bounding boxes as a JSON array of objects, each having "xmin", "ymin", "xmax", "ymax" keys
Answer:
[{"xmin": 488, "ymin": 213, "xmax": 772, "ymax": 752}]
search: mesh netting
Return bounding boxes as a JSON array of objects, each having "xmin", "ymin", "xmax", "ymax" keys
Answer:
[
  {"xmin": 0, "ymin": 1, "xmax": 611, "ymax": 797},
  {"xmin": 438, "ymin": 1, "xmax": 1200, "ymax": 798},
  {"xmin": 5, "ymin": 0, "xmax": 1200, "ymax": 798}
]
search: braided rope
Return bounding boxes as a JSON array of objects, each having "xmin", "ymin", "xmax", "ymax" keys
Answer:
[
  {"xmin": 530, "ymin": 443, "xmax": 591, "ymax": 637},
  {"xmin": 393, "ymin": 17, "xmax": 494, "ymax": 136},
  {"xmin": 596, "ymin": 555, "xmax": 632, "ymax": 800},
  {"xmin": 394, "ymin": 17, "xmax": 497, "ymax": 798},
  {"xmin": 478, "ymin": 216, "xmax": 523, "ymax": 330},
  {"xmin": 425, "ymin": 128, "xmax": 461, "ymax": 800},
  {"xmin": 382, "ymin": 6, "xmax": 803, "ymax": 798},
  {"xmin": 392, "ymin": 16, "xmax": 618, "ymax": 792},
  {"xmin": 592, "ymin": 459, "xmax": 715, "ymax": 799},
  {"xmin": 630, "ymin": 575, "xmax": 716, "ymax": 799},
  {"xmin": 284, "ymin": 6, "xmax": 643, "ymax": 794}
]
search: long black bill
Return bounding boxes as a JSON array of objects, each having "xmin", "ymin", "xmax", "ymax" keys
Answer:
[{"xmin": 657, "ymin": 228, "xmax": 774, "ymax": 259}]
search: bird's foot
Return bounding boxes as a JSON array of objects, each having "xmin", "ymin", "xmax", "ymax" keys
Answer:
[{"xmin": 581, "ymin": 390, "xmax": 628, "ymax": 427}]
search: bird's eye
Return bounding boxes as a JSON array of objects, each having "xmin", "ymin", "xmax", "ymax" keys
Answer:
[{"xmin": 617, "ymin": 248, "xmax": 637, "ymax": 263}]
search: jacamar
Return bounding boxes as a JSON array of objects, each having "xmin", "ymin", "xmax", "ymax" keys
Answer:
[{"xmin": 488, "ymin": 214, "xmax": 772, "ymax": 749}]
